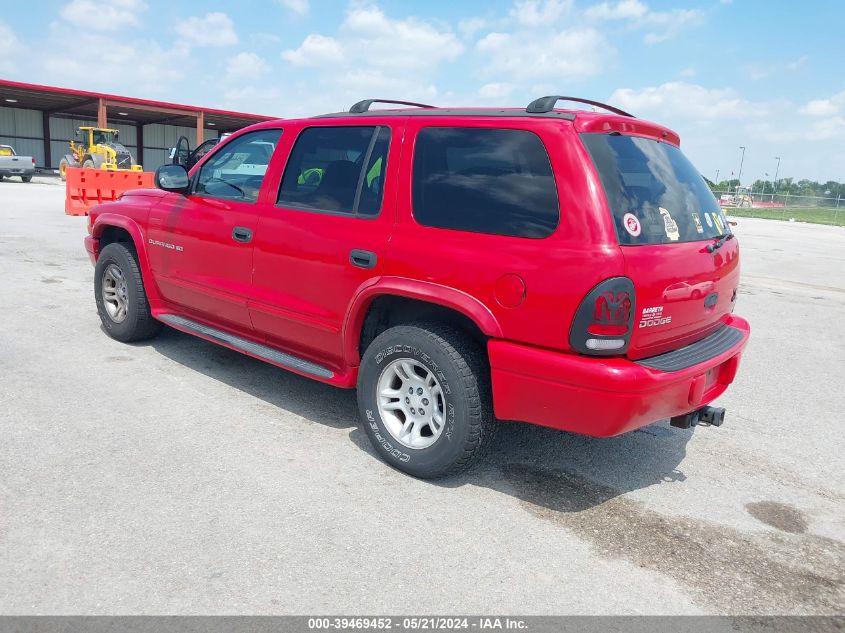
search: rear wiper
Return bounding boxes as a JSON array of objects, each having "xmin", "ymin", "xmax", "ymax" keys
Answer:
[{"xmin": 706, "ymin": 233, "xmax": 734, "ymax": 253}]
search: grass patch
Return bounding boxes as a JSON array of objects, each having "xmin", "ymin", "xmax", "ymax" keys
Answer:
[{"xmin": 726, "ymin": 206, "xmax": 845, "ymax": 227}]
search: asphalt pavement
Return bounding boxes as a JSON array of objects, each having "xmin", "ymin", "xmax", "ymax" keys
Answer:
[{"xmin": 1, "ymin": 181, "xmax": 843, "ymax": 614}]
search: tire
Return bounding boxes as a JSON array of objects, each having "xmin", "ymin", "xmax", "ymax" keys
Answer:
[
  {"xmin": 82, "ymin": 159, "xmax": 95, "ymax": 169},
  {"xmin": 94, "ymin": 242, "xmax": 162, "ymax": 342},
  {"xmin": 21, "ymin": 176, "xmax": 32, "ymax": 183},
  {"xmin": 357, "ymin": 322, "xmax": 495, "ymax": 478}
]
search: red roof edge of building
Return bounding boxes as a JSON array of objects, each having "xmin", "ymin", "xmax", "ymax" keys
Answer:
[{"xmin": 0, "ymin": 78, "xmax": 277, "ymax": 121}]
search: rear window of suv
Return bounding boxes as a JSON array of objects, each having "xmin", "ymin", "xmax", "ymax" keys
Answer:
[
  {"xmin": 581, "ymin": 133, "xmax": 729, "ymax": 246},
  {"xmin": 412, "ymin": 128, "xmax": 558, "ymax": 238}
]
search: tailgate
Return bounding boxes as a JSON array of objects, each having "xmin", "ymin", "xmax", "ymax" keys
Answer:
[
  {"xmin": 0, "ymin": 156, "xmax": 30, "ymax": 169},
  {"xmin": 623, "ymin": 239, "xmax": 740, "ymax": 359},
  {"xmin": 579, "ymin": 131, "xmax": 741, "ymax": 360}
]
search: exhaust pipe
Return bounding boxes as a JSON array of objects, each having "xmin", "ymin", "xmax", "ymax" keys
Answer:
[{"xmin": 670, "ymin": 405, "xmax": 726, "ymax": 429}]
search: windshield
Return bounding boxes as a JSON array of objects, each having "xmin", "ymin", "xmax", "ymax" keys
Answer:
[
  {"xmin": 581, "ymin": 133, "xmax": 730, "ymax": 246},
  {"xmin": 92, "ymin": 130, "xmax": 115, "ymax": 145}
]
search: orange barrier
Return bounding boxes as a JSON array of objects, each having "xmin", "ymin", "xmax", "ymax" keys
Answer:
[{"xmin": 65, "ymin": 167, "xmax": 155, "ymax": 216}]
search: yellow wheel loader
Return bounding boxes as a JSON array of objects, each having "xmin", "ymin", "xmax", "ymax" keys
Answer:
[{"xmin": 58, "ymin": 127, "xmax": 143, "ymax": 181}]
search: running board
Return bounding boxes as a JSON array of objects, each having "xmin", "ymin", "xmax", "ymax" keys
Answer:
[{"xmin": 159, "ymin": 314, "xmax": 334, "ymax": 379}]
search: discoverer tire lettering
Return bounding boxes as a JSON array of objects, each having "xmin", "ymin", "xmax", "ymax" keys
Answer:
[{"xmin": 357, "ymin": 322, "xmax": 495, "ymax": 479}]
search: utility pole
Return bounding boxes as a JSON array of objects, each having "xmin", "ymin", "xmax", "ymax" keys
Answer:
[
  {"xmin": 737, "ymin": 146, "xmax": 746, "ymax": 189},
  {"xmin": 772, "ymin": 156, "xmax": 781, "ymax": 202}
]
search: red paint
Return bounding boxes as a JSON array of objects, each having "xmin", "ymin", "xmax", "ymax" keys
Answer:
[
  {"xmin": 688, "ymin": 374, "xmax": 706, "ymax": 406},
  {"xmin": 623, "ymin": 239, "xmax": 741, "ymax": 358},
  {"xmin": 85, "ymin": 105, "xmax": 749, "ymax": 435},
  {"xmin": 494, "ymin": 274, "xmax": 527, "ymax": 308},
  {"xmin": 489, "ymin": 315, "xmax": 749, "ymax": 436}
]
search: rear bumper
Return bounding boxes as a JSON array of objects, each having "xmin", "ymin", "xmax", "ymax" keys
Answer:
[
  {"xmin": 84, "ymin": 235, "xmax": 99, "ymax": 265},
  {"xmin": 489, "ymin": 314, "xmax": 750, "ymax": 437},
  {"xmin": 0, "ymin": 167, "xmax": 36, "ymax": 176}
]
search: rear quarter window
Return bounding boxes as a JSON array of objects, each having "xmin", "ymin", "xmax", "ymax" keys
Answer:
[
  {"xmin": 581, "ymin": 133, "xmax": 729, "ymax": 245},
  {"xmin": 412, "ymin": 127, "xmax": 559, "ymax": 238}
]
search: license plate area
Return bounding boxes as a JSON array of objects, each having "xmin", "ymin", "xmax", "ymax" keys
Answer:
[{"xmin": 704, "ymin": 366, "xmax": 719, "ymax": 389}]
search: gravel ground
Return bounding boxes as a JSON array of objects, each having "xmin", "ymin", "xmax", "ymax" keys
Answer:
[{"xmin": 0, "ymin": 181, "xmax": 843, "ymax": 615}]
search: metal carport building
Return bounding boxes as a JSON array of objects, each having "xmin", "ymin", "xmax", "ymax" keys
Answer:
[{"xmin": 0, "ymin": 79, "xmax": 274, "ymax": 171}]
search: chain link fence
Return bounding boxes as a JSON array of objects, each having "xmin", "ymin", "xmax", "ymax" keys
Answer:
[{"xmin": 714, "ymin": 190, "xmax": 844, "ymax": 226}]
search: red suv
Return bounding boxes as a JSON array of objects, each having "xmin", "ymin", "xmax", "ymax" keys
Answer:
[{"xmin": 84, "ymin": 96, "xmax": 750, "ymax": 478}]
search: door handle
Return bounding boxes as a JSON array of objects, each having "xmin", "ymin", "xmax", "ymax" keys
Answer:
[
  {"xmin": 232, "ymin": 226, "xmax": 253, "ymax": 243},
  {"xmin": 350, "ymin": 249, "xmax": 377, "ymax": 269}
]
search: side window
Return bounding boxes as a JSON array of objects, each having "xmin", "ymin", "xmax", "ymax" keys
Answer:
[
  {"xmin": 277, "ymin": 126, "xmax": 391, "ymax": 216},
  {"xmin": 192, "ymin": 138, "xmax": 219, "ymax": 162},
  {"xmin": 412, "ymin": 127, "xmax": 559, "ymax": 238},
  {"xmin": 194, "ymin": 128, "xmax": 282, "ymax": 203}
]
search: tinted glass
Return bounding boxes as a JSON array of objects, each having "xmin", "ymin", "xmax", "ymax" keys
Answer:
[
  {"xmin": 277, "ymin": 126, "xmax": 390, "ymax": 216},
  {"xmin": 92, "ymin": 130, "xmax": 115, "ymax": 145},
  {"xmin": 194, "ymin": 128, "xmax": 282, "ymax": 203},
  {"xmin": 581, "ymin": 133, "xmax": 729, "ymax": 246},
  {"xmin": 193, "ymin": 138, "xmax": 219, "ymax": 161},
  {"xmin": 412, "ymin": 128, "xmax": 558, "ymax": 238}
]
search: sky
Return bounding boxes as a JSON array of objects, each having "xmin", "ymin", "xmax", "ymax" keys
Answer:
[{"xmin": 2, "ymin": 0, "xmax": 844, "ymax": 184}]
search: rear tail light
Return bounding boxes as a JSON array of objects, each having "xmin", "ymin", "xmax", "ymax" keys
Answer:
[{"xmin": 570, "ymin": 277, "xmax": 635, "ymax": 356}]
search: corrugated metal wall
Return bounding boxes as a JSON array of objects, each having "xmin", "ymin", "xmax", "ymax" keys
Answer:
[
  {"xmin": 0, "ymin": 106, "xmax": 220, "ymax": 170},
  {"xmin": 0, "ymin": 106, "xmax": 45, "ymax": 165}
]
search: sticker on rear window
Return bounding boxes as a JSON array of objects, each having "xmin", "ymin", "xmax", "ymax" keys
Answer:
[
  {"xmin": 692, "ymin": 214, "xmax": 704, "ymax": 234},
  {"xmin": 623, "ymin": 213, "xmax": 641, "ymax": 237},
  {"xmin": 704, "ymin": 213, "xmax": 713, "ymax": 228},
  {"xmin": 712, "ymin": 212, "xmax": 724, "ymax": 233},
  {"xmin": 659, "ymin": 208, "xmax": 680, "ymax": 241}
]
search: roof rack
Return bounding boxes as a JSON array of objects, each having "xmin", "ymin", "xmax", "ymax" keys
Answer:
[
  {"xmin": 349, "ymin": 99, "xmax": 435, "ymax": 114},
  {"xmin": 314, "ymin": 108, "xmax": 576, "ymax": 120},
  {"xmin": 526, "ymin": 95, "xmax": 634, "ymax": 118}
]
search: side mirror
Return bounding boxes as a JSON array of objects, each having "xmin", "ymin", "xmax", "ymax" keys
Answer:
[{"xmin": 155, "ymin": 164, "xmax": 190, "ymax": 194}]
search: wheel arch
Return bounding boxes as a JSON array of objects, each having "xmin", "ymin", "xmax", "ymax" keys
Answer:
[
  {"xmin": 343, "ymin": 278, "xmax": 502, "ymax": 366},
  {"xmin": 92, "ymin": 215, "xmax": 161, "ymax": 306}
]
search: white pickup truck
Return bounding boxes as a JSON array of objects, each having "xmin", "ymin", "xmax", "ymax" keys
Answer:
[{"xmin": 0, "ymin": 145, "xmax": 36, "ymax": 182}]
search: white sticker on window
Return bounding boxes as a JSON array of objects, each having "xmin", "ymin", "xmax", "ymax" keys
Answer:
[
  {"xmin": 623, "ymin": 213, "xmax": 641, "ymax": 237},
  {"xmin": 659, "ymin": 207, "xmax": 680, "ymax": 241}
]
